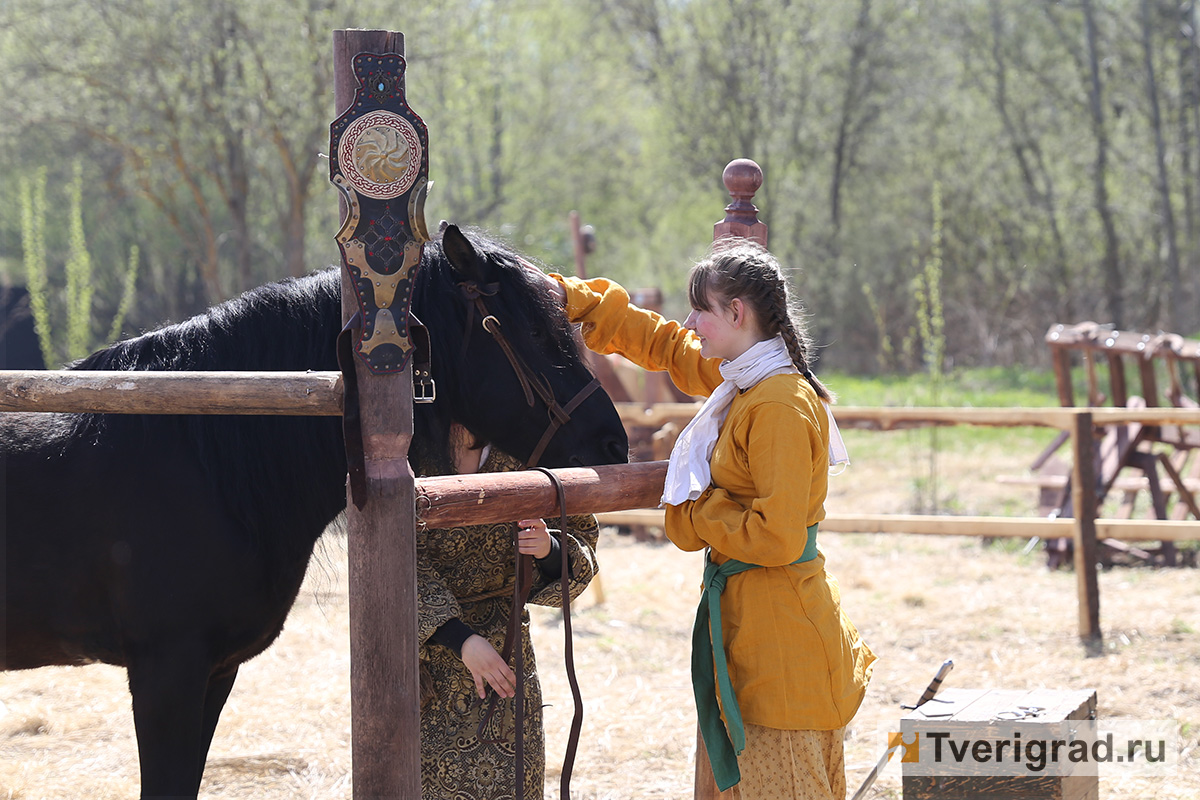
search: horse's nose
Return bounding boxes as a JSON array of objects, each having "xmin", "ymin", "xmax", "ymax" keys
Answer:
[{"xmin": 605, "ymin": 436, "xmax": 629, "ymax": 464}]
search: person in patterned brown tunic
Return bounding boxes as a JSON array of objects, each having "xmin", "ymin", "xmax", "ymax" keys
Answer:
[{"xmin": 416, "ymin": 424, "xmax": 600, "ymax": 800}]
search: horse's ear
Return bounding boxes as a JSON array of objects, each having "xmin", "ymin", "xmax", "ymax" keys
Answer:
[{"xmin": 442, "ymin": 224, "xmax": 489, "ymax": 283}]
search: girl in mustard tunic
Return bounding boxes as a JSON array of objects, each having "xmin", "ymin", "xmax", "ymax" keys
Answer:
[{"xmin": 540, "ymin": 242, "xmax": 875, "ymax": 800}]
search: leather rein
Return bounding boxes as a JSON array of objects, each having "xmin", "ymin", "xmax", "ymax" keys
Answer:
[
  {"xmin": 458, "ymin": 277, "xmax": 592, "ymax": 799},
  {"xmin": 457, "ymin": 278, "xmax": 601, "ymax": 471}
]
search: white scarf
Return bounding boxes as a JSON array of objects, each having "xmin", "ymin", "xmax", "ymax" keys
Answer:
[{"xmin": 660, "ymin": 335, "xmax": 850, "ymax": 507}]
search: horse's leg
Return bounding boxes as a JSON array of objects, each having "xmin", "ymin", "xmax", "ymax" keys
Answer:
[
  {"xmin": 126, "ymin": 640, "xmax": 213, "ymax": 800},
  {"xmin": 194, "ymin": 666, "xmax": 240, "ymax": 786}
]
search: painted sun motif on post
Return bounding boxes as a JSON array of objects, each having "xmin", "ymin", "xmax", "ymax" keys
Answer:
[{"xmin": 338, "ymin": 110, "xmax": 423, "ymax": 199}]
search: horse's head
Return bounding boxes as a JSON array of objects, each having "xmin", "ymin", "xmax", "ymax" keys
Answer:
[{"xmin": 410, "ymin": 224, "xmax": 628, "ymax": 475}]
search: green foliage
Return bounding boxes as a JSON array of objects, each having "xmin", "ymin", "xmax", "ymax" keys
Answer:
[
  {"xmin": 899, "ymin": 183, "xmax": 949, "ymax": 510},
  {"xmin": 831, "ymin": 366, "xmax": 1062, "ymax": 457},
  {"xmin": 829, "ymin": 367, "xmax": 1060, "ymax": 409},
  {"xmin": 916, "ymin": 182, "xmax": 946, "ymax": 385},
  {"xmin": 108, "ymin": 245, "xmax": 140, "ymax": 344},
  {"xmin": 861, "ymin": 283, "xmax": 893, "ymax": 372},
  {"xmin": 1, "ymin": 0, "xmax": 1197, "ymax": 360},
  {"xmin": 17, "ymin": 160, "xmax": 140, "ymax": 366},
  {"xmin": 19, "ymin": 167, "xmax": 54, "ymax": 369},
  {"xmin": 64, "ymin": 161, "xmax": 95, "ymax": 362}
]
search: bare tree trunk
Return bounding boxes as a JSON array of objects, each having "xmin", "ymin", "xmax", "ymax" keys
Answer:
[
  {"xmin": 1178, "ymin": 0, "xmax": 1200, "ymax": 334},
  {"xmin": 988, "ymin": 1, "xmax": 1072, "ymax": 318},
  {"xmin": 209, "ymin": 5, "xmax": 253, "ymax": 293},
  {"xmin": 1082, "ymin": 0, "xmax": 1124, "ymax": 326},
  {"xmin": 283, "ymin": 179, "xmax": 308, "ymax": 279},
  {"xmin": 225, "ymin": 129, "xmax": 253, "ymax": 291},
  {"xmin": 829, "ymin": 0, "xmax": 874, "ymax": 260},
  {"xmin": 1140, "ymin": 0, "xmax": 1182, "ymax": 332}
]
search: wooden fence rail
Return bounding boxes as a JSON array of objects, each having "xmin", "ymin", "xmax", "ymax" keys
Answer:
[
  {"xmin": 8, "ymin": 370, "xmax": 1195, "ymax": 432},
  {"xmin": 597, "ymin": 509, "xmax": 1199, "ymax": 540},
  {"xmin": 0, "ymin": 370, "xmax": 343, "ymax": 415},
  {"xmin": 617, "ymin": 400, "xmax": 1200, "ymax": 431},
  {"xmin": 4, "ymin": 368, "xmax": 1198, "ymax": 645}
]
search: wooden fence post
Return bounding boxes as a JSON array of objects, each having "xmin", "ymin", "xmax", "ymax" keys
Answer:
[
  {"xmin": 1070, "ymin": 410, "xmax": 1103, "ymax": 648},
  {"xmin": 713, "ymin": 158, "xmax": 768, "ymax": 247},
  {"xmin": 333, "ymin": 29, "xmax": 422, "ymax": 799},
  {"xmin": 695, "ymin": 158, "xmax": 767, "ymax": 800}
]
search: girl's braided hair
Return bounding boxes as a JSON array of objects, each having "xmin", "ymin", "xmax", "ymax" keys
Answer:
[{"xmin": 687, "ymin": 241, "xmax": 833, "ymax": 402}]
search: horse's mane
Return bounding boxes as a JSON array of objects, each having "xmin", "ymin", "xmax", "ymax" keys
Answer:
[
  {"xmin": 69, "ymin": 271, "xmax": 347, "ymax": 563},
  {"xmin": 59, "ymin": 227, "xmax": 583, "ymax": 548},
  {"xmin": 74, "ymin": 270, "xmax": 342, "ymax": 375}
]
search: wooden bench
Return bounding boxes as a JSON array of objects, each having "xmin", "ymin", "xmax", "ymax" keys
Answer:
[{"xmin": 1033, "ymin": 324, "xmax": 1199, "ymax": 565}]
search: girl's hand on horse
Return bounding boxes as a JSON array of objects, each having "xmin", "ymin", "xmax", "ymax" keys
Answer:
[
  {"xmin": 460, "ymin": 635, "xmax": 516, "ymax": 700},
  {"xmin": 524, "ymin": 264, "xmax": 567, "ymax": 305},
  {"xmin": 517, "ymin": 518, "xmax": 552, "ymax": 559}
]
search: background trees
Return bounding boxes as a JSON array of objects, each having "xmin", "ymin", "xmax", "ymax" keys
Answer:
[{"xmin": 1, "ymin": 0, "xmax": 1195, "ymax": 371}]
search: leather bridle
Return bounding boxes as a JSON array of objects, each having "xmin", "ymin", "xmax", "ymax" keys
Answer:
[
  {"xmin": 457, "ymin": 277, "xmax": 591, "ymax": 799},
  {"xmin": 457, "ymin": 279, "xmax": 601, "ymax": 470}
]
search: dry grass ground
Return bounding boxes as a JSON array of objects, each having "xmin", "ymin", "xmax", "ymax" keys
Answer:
[{"xmin": 2, "ymin": 428, "xmax": 1197, "ymax": 798}]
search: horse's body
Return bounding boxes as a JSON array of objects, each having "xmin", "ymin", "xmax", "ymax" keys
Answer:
[{"xmin": 0, "ymin": 226, "xmax": 627, "ymax": 798}]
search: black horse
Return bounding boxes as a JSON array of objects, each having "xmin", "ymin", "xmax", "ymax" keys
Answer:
[{"xmin": 0, "ymin": 224, "xmax": 628, "ymax": 799}]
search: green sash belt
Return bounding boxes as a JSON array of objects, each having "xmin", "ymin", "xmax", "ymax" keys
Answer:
[{"xmin": 691, "ymin": 523, "xmax": 819, "ymax": 791}]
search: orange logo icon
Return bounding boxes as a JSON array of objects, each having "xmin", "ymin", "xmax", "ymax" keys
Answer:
[{"xmin": 887, "ymin": 731, "xmax": 920, "ymax": 763}]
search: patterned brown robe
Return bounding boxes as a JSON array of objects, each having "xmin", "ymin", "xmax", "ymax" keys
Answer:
[{"xmin": 417, "ymin": 450, "xmax": 599, "ymax": 800}]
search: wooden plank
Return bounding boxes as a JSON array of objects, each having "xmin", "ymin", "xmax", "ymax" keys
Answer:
[
  {"xmin": 595, "ymin": 509, "xmax": 1198, "ymax": 541},
  {"xmin": 334, "ymin": 28, "xmax": 421, "ymax": 800},
  {"xmin": 832, "ymin": 406, "xmax": 1200, "ymax": 429},
  {"xmin": 819, "ymin": 514, "xmax": 1198, "ymax": 540},
  {"xmin": 1138, "ymin": 356, "xmax": 1161, "ymax": 408},
  {"xmin": 0, "ymin": 369, "xmax": 343, "ymax": 415},
  {"xmin": 1051, "ymin": 345, "xmax": 1076, "ymax": 407},
  {"xmin": 1071, "ymin": 412, "xmax": 1102, "ymax": 645},
  {"xmin": 832, "ymin": 406, "xmax": 1075, "ymax": 430},
  {"xmin": 1106, "ymin": 352, "xmax": 1129, "ymax": 408},
  {"xmin": 1047, "ymin": 325, "xmax": 1200, "ymax": 362},
  {"xmin": 416, "ymin": 461, "xmax": 667, "ymax": 529},
  {"xmin": 616, "ymin": 404, "xmax": 1084, "ymax": 431},
  {"xmin": 4, "ymin": 376, "xmax": 1196, "ymax": 430},
  {"xmin": 995, "ymin": 473, "xmax": 1200, "ymax": 493},
  {"xmin": 1161, "ymin": 452, "xmax": 1200, "ymax": 521}
]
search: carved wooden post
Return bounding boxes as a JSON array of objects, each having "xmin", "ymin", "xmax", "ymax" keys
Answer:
[
  {"xmin": 713, "ymin": 158, "xmax": 768, "ymax": 247},
  {"xmin": 333, "ymin": 29, "xmax": 422, "ymax": 799},
  {"xmin": 695, "ymin": 158, "xmax": 767, "ymax": 800}
]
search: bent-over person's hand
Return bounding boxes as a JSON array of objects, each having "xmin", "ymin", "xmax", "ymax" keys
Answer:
[
  {"xmin": 460, "ymin": 634, "xmax": 516, "ymax": 700},
  {"xmin": 516, "ymin": 518, "xmax": 552, "ymax": 560}
]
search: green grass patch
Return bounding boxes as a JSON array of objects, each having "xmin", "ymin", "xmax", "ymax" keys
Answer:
[
  {"xmin": 828, "ymin": 367, "xmax": 1064, "ymax": 453},
  {"xmin": 827, "ymin": 366, "xmax": 1060, "ymax": 408}
]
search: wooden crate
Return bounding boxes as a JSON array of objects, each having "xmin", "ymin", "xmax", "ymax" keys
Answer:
[{"xmin": 901, "ymin": 688, "xmax": 1099, "ymax": 800}]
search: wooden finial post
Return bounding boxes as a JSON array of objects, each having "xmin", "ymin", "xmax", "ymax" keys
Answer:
[
  {"xmin": 695, "ymin": 157, "xmax": 769, "ymax": 800},
  {"xmin": 713, "ymin": 158, "xmax": 768, "ymax": 247}
]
